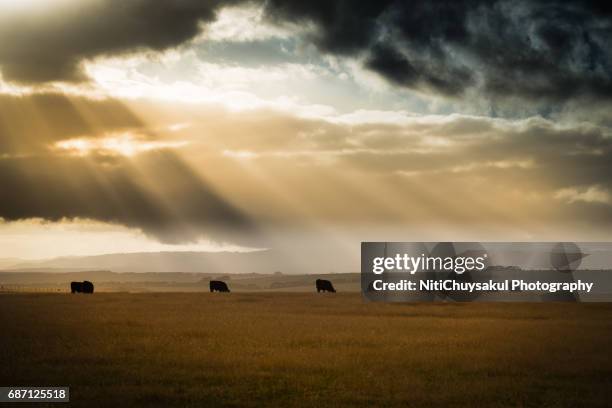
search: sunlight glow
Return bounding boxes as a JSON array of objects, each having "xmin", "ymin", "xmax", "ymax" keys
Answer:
[
  {"xmin": 0, "ymin": 219, "xmax": 259, "ymax": 261},
  {"xmin": 54, "ymin": 133, "xmax": 188, "ymax": 157},
  {"xmin": 0, "ymin": 0, "xmax": 69, "ymax": 10}
]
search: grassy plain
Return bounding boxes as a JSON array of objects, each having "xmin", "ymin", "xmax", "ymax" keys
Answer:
[{"xmin": 0, "ymin": 293, "xmax": 611, "ymax": 407}]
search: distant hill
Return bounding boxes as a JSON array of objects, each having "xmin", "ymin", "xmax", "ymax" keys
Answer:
[
  {"xmin": 0, "ymin": 270, "xmax": 208, "ymax": 284},
  {"xmin": 4, "ymin": 244, "xmax": 612, "ymax": 275},
  {"xmin": 0, "ymin": 258, "xmax": 25, "ymax": 269},
  {"xmin": 2, "ymin": 250, "xmax": 345, "ymax": 274}
]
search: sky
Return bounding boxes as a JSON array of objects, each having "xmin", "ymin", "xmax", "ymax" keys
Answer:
[{"xmin": 1, "ymin": 0, "xmax": 612, "ymax": 262}]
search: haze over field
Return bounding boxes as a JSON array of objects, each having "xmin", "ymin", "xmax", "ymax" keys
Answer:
[{"xmin": 1, "ymin": 250, "xmax": 341, "ymax": 274}]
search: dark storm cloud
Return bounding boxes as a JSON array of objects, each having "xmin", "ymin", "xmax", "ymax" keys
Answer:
[
  {"xmin": 262, "ymin": 0, "xmax": 394, "ymax": 55},
  {"xmin": 365, "ymin": 44, "xmax": 472, "ymax": 96},
  {"xmin": 2, "ymin": 0, "xmax": 611, "ymax": 104},
  {"xmin": 262, "ymin": 0, "xmax": 612, "ymax": 102},
  {"xmin": 0, "ymin": 0, "xmax": 245, "ymax": 83},
  {"xmin": 0, "ymin": 152, "xmax": 254, "ymax": 243}
]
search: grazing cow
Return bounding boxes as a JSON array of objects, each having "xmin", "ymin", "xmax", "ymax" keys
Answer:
[
  {"xmin": 316, "ymin": 279, "xmax": 336, "ymax": 293},
  {"xmin": 71, "ymin": 281, "xmax": 94, "ymax": 294},
  {"xmin": 210, "ymin": 280, "xmax": 230, "ymax": 292},
  {"xmin": 82, "ymin": 280, "xmax": 94, "ymax": 294},
  {"xmin": 70, "ymin": 281, "xmax": 82, "ymax": 293}
]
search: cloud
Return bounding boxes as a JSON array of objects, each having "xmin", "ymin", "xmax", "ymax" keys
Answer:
[
  {"xmin": 2, "ymin": 91, "xmax": 612, "ymax": 242},
  {"xmin": 0, "ymin": 92, "xmax": 142, "ymax": 154},
  {"xmin": 2, "ymin": 0, "xmax": 611, "ymax": 108},
  {"xmin": 365, "ymin": 43, "xmax": 472, "ymax": 97},
  {"xmin": 263, "ymin": 1, "xmax": 393, "ymax": 55},
  {"xmin": 555, "ymin": 185, "xmax": 612, "ymax": 205},
  {"xmin": 202, "ymin": 4, "xmax": 292, "ymax": 42},
  {"xmin": 262, "ymin": 0, "xmax": 612, "ymax": 104},
  {"xmin": 190, "ymin": 109, "xmax": 612, "ymax": 229},
  {"xmin": 0, "ymin": 93, "xmax": 254, "ymax": 244},
  {"xmin": 0, "ymin": 0, "xmax": 237, "ymax": 83},
  {"xmin": 53, "ymin": 133, "xmax": 189, "ymax": 157},
  {"xmin": 0, "ymin": 152, "xmax": 254, "ymax": 244}
]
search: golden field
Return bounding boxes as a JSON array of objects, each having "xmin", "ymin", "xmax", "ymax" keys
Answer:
[{"xmin": 0, "ymin": 293, "xmax": 611, "ymax": 407}]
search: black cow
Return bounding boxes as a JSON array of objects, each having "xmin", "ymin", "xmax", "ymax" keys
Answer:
[
  {"xmin": 210, "ymin": 280, "xmax": 230, "ymax": 292},
  {"xmin": 316, "ymin": 279, "xmax": 336, "ymax": 293},
  {"xmin": 70, "ymin": 281, "xmax": 82, "ymax": 293},
  {"xmin": 82, "ymin": 281, "xmax": 94, "ymax": 293},
  {"xmin": 71, "ymin": 281, "xmax": 94, "ymax": 294}
]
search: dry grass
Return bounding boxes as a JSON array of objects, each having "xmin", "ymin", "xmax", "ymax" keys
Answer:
[{"xmin": 0, "ymin": 293, "xmax": 611, "ymax": 407}]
